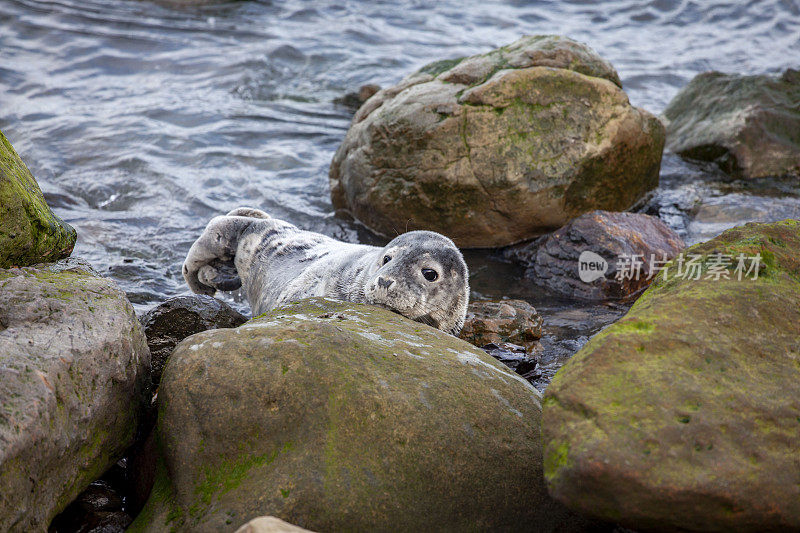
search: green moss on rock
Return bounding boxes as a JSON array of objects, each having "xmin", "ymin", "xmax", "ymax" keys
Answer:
[
  {"xmin": 330, "ymin": 36, "xmax": 663, "ymax": 247},
  {"xmin": 0, "ymin": 130, "xmax": 76, "ymax": 268},
  {"xmin": 542, "ymin": 220, "xmax": 800, "ymax": 532},
  {"xmin": 133, "ymin": 298, "xmax": 588, "ymax": 532}
]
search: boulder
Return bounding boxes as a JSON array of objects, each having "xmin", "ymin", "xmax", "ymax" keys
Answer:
[
  {"xmin": 0, "ymin": 258, "xmax": 150, "ymax": 532},
  {"xmin": 459, "ymin": 298, "xmax": 543, "ymax": 351},
  {"xmin": 664, "ymin": 69, "xmax": 800, "ymax": 178},
  {"xmin": 139, "ymin": 295, "xmax": 247, "ymax": 386},
  {"xmin": 330, "ymin": 35, "xmax": 665, "ymax": 248},
  {"xmin": 130, "ymin": 298, "xmax": 589, "ymax": 532},
  {"xmin": 0, "ymin": 129, "xmax": 77, "ymax": 268},
  {"xmin": 542, "ymin": 220, "xmax": 800, "ymax": 531},
  {"xmin": 506, "ymin": 210, "xmax": 685, "ymax": 300}
]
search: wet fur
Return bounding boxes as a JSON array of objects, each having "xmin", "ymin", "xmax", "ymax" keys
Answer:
[{"xmin": 183, "ymin": 208, "xmax": 470, "ymax": 335}]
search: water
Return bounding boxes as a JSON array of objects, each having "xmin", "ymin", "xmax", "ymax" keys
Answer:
[{"xmin": 2, "ymin": 0, "xmax": 799, "ymax": 358}]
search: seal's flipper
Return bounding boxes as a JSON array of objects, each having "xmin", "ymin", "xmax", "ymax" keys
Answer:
[
  {"xmin": 198, "ymin": 259, "xmax": 242, "ymax": 292},
  {"xmin": 183, "ymin": 209, "xmax": 269, "ymax": 295}
]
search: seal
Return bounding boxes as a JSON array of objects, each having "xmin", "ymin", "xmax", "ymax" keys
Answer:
[{"xmin": 183, "ymin": 208, "xmax": 470, "ymax": 334}]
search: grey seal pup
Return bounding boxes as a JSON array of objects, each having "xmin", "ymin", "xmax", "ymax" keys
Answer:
[{"xmin": 183, "ymin": 208, "xmax": 470, "ymax": 335}]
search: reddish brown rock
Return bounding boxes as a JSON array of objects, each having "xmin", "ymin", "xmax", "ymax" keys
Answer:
[
  {"xmin": 459, "ymin": 299, "xmax": 543, "ymax": 351},
  {"xmin": 507, "ymin": 210, "xmax": 685, "ymax": 300}
]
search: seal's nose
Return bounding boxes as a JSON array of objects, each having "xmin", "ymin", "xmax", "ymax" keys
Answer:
[{"xmin": 377, "ymin": 277, "xmax": 394, "ymax": 289}]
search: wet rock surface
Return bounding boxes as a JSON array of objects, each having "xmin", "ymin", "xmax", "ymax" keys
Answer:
[
  {"xmin": 49, "ymin": 475, "xmax": 131, "ymax": 533},
  {"xmin": 506, "ymin": 210, "xmax": 685, "ymax": 300},
  {"xmin": 459, "ymin": 298, "xmax": 543, "ymax": 351},
  {"xmin": 641, "ymin": 154, "xmax": 800, "ymax": 245},
  {"xmin": 139, "ymin": 295, "xmax": 248, "ymax": 386},
  {"xmin": 481, "ymin": 342, "xmax": 541, "ymax": 382},
  {"xmin": 543, "ymin": 220, "xmax": 800, "ymax": 532},
  {"xmin": 130, "ymin": 298, "xmax": 592, "ymax": 533},
  {"xmin": 330, "ymin": 35, "xmax": 665, "ymax": 248},
  {"xmin": 0, "ymin": 258, "xmax": 150, "ymax": 532},
  {"xmin": 0, "ymin": 129, "xmax": 76, "ymax": 268},
  {"xmin": 664, "ymin": 68, "xmax": 800, "ymax": 179}
]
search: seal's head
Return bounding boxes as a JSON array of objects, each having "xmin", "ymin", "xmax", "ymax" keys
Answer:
[{"xmin": 364, "ymin": 231, "xmax": 469, "ymax": 335}]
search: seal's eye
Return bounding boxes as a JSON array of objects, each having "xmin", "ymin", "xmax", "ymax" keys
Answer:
[
  {"xmin": 422, "ymin": 268, "xmax": 438, "ymax": 282},
  {"xmin": 383, "ymin": 255, "xmax": 391, "ymax": 265}
]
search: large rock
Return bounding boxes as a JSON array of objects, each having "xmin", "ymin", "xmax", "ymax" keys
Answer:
[
  {"xmin": 140, "ymin": 295, "xmax": 248, "ymax": 386},
  {"xmin": 131, "ymin": 298, "xmax": 589, "ymax": 532},
  {"xmin": 330, "ymin": 35, "xmax": 665, "ymax": 248},
  {"xmin": 0, "ymin": 130, "xmax": 77, "ymax": 268},
  {"xmin": 506, "ymin": 210, "xmax": 685, "ymax": 300},
  {"xmin": 664, "ymin": 69, "xmax": 800, "ymax": 178},
  {"xmin": 0, "ymin": 258, "xmax": 150, "ymax": 532},
  {"xmin": 542, "ymin": 220, "xmax": 800, "ymax": 531}
]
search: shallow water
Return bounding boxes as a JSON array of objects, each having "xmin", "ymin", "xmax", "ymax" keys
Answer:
[{"xmin": 2, "ymin": 0, "xmax": 799, "ymax": 362}]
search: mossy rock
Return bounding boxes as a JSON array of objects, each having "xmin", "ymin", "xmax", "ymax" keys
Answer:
[
  {"xmin": 0, "ymin": 130, "xmax": 77, "ymax": 268},
  {"xmin": 664, "ymin": 69, "xmax": 800, "ymax": 178},
  {"xmin": 130, "ymin": 298, "xmax": 592, "ymax": 532},
  {"xmin": 542, "ymin": 220, "xmax": 800, "ymax": 531},
  {"xmin": 330, "ymin": 35, "xmax": 664, "ymax": 248},
  {"xmin": 0, "ymin": 258, "xmax": 150, "ymax": 532}
]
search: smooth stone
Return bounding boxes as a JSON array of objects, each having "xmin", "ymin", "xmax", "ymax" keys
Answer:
[
  {"xmin": 506, "ymin": 210, "xmax": 685, "ymax": 300},
  {"xmin": 139, "ymin": 295, "xmax": 247, "ymax": 386}
]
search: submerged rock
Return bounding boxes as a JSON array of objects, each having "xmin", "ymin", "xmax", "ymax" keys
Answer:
[
  {"xmin": 0, "ymin": 259, "xmax": 150, "ymax": 532},
  {"xmin": 664, "ymin": 69, "xmax": 800, "ymax": 178},
  {"xmin": 459, "ymin": 298, "xmax": 543, "ymax": 351},
  {"xmin": 507, "ymin": 210, "xmax": 685, "ymax": 300},
  {"xmin": 542, "ymin": 220, "xmax": 800, "ymax": 531},
  {"xmin": 330, "ymin": 35, "xmax": 665, "ymax": 248},
  {"xmin": 131, "ymin": 298, "xmax": 589, "ymax": 532},
  {"xmin": 139, "ymin": 295, "xmax": 247, "ymax": 386},
  {"xmin": 0, "ymin": 129, "xmax": 77, "ymax": 268}
]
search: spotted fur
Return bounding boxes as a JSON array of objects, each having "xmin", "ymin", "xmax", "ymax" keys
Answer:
[{"xmin": 183, "ymin": 208, "xmax": 470, "ymax": 335}]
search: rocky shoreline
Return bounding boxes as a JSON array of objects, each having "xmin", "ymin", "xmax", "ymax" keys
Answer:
[{"xmin": 1, "ymin": 34, "xmax": 799, "ymax": 532}]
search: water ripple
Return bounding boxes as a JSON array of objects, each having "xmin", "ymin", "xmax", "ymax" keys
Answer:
[{"xmin": 1, "ymin": 0, "xmax": 798, "ymax": 310}]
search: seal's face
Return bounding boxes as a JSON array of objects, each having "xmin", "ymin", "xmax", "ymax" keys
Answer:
[{"xmin": 364, "ymin": 231, "xmax": 469, "ymax": 335}]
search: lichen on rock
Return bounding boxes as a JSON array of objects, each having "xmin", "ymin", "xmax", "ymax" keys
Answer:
[
  {"xmin": 0, "ymin": 258, "xmax": 150, "ymax": 532},
  {"xmin": 130, "ymin": 297, "xmax": 590, "ymax": 532},
  {"xmin": 330, "ymin": 35, "xmax": 665, "ymax": 248},
  {"xmin": 542, "ymin": 220, "xmax": 800, "ymax": 532},
  {"xmin": 0, "ymin": 130, "xmax": 77, "ymax": 268}
]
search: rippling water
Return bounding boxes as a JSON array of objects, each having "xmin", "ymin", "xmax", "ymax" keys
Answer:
[{"xmin": 2, "ymin": 0, "xmax": 799, "ymax": 321}]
